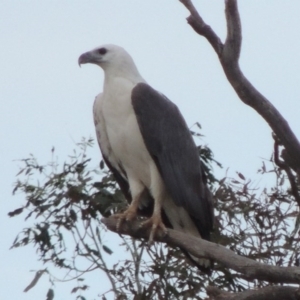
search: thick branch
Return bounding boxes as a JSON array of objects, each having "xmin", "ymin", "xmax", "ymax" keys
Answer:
[
  {"xmin": 179, "ymin": 0, "xmax": 300, "ymax": 172},
  {"xmin": 102, "ymin": 217, "xmax": 300, "ymax": 284},
  {"xmin": 221, "ymin": 0, "xmax": 300, "ymax": 171},
  {"xmin": 207, "ymin": 285, "xmax": 300, "ymax": 300},
  {"xmin": 223, "ymin": 0, "xmax": 241, "ymax": 62}
]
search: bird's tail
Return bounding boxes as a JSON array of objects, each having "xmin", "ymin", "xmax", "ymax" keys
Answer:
[
  {"xmin": 180, "ymin": 247, "xmax": 212, "ymax": 274},
  {"xmin": 162, "ymin": 195, "xmax": 212, "ymax": 273}
]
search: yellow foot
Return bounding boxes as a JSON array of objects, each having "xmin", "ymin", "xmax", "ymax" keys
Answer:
[
  {"xmin": 140, "ymin": 215, "xmax": 168, "ymax": 243},
  {"xmin": 113, "ymin": 208, "xmax": 138, "ymax": 231}
]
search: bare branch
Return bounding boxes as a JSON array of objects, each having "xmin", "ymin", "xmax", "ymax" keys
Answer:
[
  {"xmin": 223, "ymin": 0, "xmax": 241, "ymax": 62},
  {"xmin": 179, "ymin": 0, "xmax": 223, "ymax": 55},
  {"xmin": 88, "ymin": 224, "xmax": 118, "ymax": 294},
  {"xmin": 74, "ymin": 223, "xmax": 119, "ymax": 295},
  {"xmin": 102, "ymin": 217, "xmax": 300, "ymax": 284},
  {"xmin": 179, "ymin": 0, "xmax": 201, "ymax": 19},
  {"xmin": 179, "ymin": 0, "xmax": 300, "ymax": 173},
  {"xmin": 207, "ymin": 285, "xmax": 300, "ymax": 300},
  {"xmin": 132, "ymin": 240, "xmax": 144, "ymax": 295}
]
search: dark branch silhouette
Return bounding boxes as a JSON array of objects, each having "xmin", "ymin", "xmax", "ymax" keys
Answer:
[
  {"xmin": 207, "ymin": 285, "xmax": 300, "ymax": 300},
  {"xmin": 180, "ymin": 0, "xmax": 300, "ymax": 175},
  {"xmin": 102, "ymin": 217, "xmax": 300, "ymax": 285}
]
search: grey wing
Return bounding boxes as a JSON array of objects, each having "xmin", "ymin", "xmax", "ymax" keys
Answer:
[{"xmin": 131, "ymin": 83, "xmax": 213, "ymax": 240}]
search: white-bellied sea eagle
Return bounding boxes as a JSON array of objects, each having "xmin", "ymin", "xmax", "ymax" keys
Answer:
[{"xmin": 78, "ymin": 44, "xmax": 214, "ymax": 271}]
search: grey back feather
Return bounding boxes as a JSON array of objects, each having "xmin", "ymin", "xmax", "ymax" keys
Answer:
[{"xmin": 131, "ymin": 83, "xmax": 213, "ymax": 240}]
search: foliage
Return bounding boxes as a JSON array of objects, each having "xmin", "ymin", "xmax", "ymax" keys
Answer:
[{"xmin": 9, "ymin": 134, "xmax": 300, "ymax": 299}]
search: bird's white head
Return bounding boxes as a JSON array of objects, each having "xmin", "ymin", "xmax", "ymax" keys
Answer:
[{"xmin": 78, "ymin": 44, "xmax": 143, "ymax": 81}]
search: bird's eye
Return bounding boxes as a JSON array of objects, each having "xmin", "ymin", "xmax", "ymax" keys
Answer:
[{"xmin": 98, "ymin": 48, "xmax": 107, "ymax": 55}]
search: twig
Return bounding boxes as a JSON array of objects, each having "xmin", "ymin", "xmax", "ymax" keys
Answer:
[
  {"xmin": 88, "ymin": 224, "xmax": 118, "ymax": 295},
  {"xmin": 132, "ymin": 240, "xmax": 144, "ymax": 295}
]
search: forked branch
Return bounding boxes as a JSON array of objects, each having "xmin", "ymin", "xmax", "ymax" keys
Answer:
[{"xmin": 179, "ymin": 0, "xmax": 300, "ymax": 174}]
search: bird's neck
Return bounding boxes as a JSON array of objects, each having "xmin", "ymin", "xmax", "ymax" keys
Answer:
[{"xmin": 103, "ymin": 62, "xmax": 145, "ymax": 86}]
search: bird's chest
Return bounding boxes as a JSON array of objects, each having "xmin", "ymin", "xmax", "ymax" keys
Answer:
[
  {"xmin": 101, "ymin": 81, "xmax": 151, "ymax": 171},
  {"xmin": 102, "ymin": 85, "xmax": 133, "ymax": 127}
]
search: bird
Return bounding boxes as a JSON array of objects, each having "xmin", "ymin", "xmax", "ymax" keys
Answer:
[{"xmin": 78, "ymin": 44, "xmax": 214, "ymax": 271}]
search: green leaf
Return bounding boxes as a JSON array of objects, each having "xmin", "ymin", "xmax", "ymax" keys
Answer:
[
  {"xmin": 46, "ymin": 288, "xmax": 54, "ymax": 300},
  {"xmin": 23, "ymin": 269, "xmax": 47, "ymax": 292},
  {"xmin": 8, "ymin": 207, "xmax": 23, "ymax": 217},
  {"xmin": 100, "ymin": 160, "xmax": 105, "ymax": 170},
  {"xmin": 103, "ymin": 245, "xmax": 113, "ymax": 255}
]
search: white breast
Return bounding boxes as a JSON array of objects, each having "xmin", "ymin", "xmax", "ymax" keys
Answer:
[{"xmin": 94, "ymin": 77, "xmax": 154, "ymax": 188}]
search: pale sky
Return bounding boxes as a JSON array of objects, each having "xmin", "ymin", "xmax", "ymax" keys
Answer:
[{"xmin": 1, "ymin": 1, "xmax": 300, "ymax": 299}]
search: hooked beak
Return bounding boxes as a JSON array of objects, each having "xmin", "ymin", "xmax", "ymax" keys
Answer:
[{"xmin": 78, "ymin": 52, "xmax": 94, "ymax": 67}]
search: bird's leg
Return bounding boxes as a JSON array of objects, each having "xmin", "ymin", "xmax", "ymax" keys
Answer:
[
  {"xmin": 141, "ymin": 195, "xmax": 167, "ymax": 242},
  {"xmin": 113, "ymin": 184, "xmax": 144, "ymax": 231}
]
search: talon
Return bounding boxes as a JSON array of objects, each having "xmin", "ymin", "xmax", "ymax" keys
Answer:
[
  {"xmin": 116, "ymin": 217, "xmax": 123, "ymax": 231},
  {"xmin": 140, "ymin": 215, "xmax": 167, "ymax": 243},
  {"xmin": 112, "ymin": 207, "xmax": 138, "ymax": 231}
]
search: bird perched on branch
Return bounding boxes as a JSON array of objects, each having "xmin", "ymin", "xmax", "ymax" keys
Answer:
[{"xmin": 78, "ymin": 44, "xmax": 214, "ymax": 272}]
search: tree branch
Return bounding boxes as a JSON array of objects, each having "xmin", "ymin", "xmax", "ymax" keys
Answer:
[
  {"xmin": 179, "ymin": 0, "xmax": 223, "ymax": 55},
  {"xmin": 102, "ymin": 217, "xmax": 300, "ymax": 284},
  {"xmin": 179, "ymin": 0, "xmax": 300, "ymax": 173},
  {"xmin": 273, "ymin": 136, "xmax": 300, "ymax": 206},
  {"xmin": 223, "ymin": 0, "xmax": 241, "ymax": 62},
  {"xmin": 207, "ymin": 285, "xmax": 300, "ymax": 300}
]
